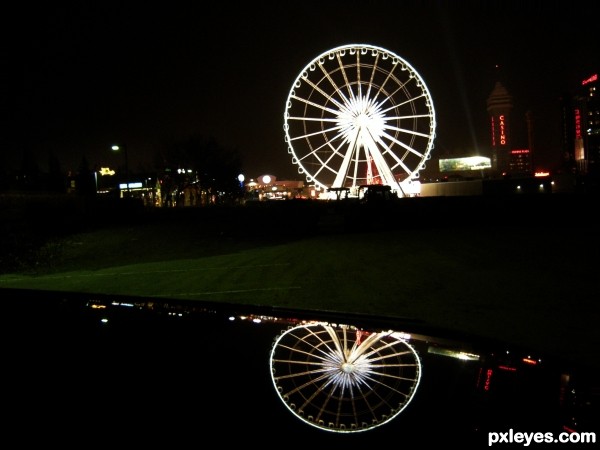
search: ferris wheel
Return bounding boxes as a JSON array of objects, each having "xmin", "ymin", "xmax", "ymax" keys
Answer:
[
  {"xmin": 283, "ymin": 44, "xmax": 436, "ymax": 197},
  {"xmin": 269, "ymin": 323, "xmax": 422, "ymax": 433}
]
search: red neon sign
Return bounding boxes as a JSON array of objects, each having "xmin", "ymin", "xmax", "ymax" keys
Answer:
[
  {"xmin": 484, "ymin": 368, "xmax": 493, "ymax": 391},
  {"xmin": 499, "ymin": 114, "xmax": 507, "ymax": 146},
  {"xmin": 575, "ymin": 109, "xmax": 582, "ymax": 140},
  {"xmin": 582, "ymin": 74, "xmax": 598, "ymax": 85}
]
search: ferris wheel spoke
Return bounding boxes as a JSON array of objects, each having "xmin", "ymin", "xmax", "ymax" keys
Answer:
[
  {"xmin": 380, "ymin": 92, "xmax": 427, "ymax": 115},
  {"xmin": 363, "ymin": 54, "xmax": 380, "ymax": 101},
  {"xmin": 296, "ymin": 139, "xmax": 336, "ymax": 164},
  {"xmin": 294, "ymin": 129, "xmax": 349, "ymax": 175},
  {"xmin": 348, "ymin": 330, "xmax": 395, "ymax": 360},
  {"xmin": 287, "ymin": 115, "xmax": 339, "ymax": 123},
  {"xmin": 334, "ymin": 385, "xmax": 351, "ymax": 425},
  {"xmin": 387, "ymin": 126, "xmax": 432, "ymax": 140},
  {"xmin": 287, "ymin": 124, "xmax": 340, "ymax": 143},
  {"xmin": 351, "ymin": 382, "xmax": 383, "ymax": 420},
  {"xmin": 333, "ymin": 130, "xmax": 360, "ymax": 187},
  {"xmin": 277, "ymin": 364, "xmax": 335, "ymax": 383},
  {"xmin": 355, "ymin": 51, "xmax": 364, "ymax": 99},
  {"xmin": 335, "ymin": 52, "xmax": 357, "ymax": 102},
  {"xmin": 312, "ymin": 162, "xmax": 342, "ymax": 180},
  {"xmin": 369, "ymin": 137, "xmax": 414, "ymax": 179},
  {"xmin": 298, "ymin": 327, "xmax": 345, "ymax": 358},
  {"xmin": 366, "ymin": 364, "xmax": 420, "ymax": 377},
  {"xmin": 289, "ymin": 117, "xmax": 342, "ymax": 141},
  {"xmin": 363, "ymin": 372, "xmax": 417, "ymax": 398},
  {"xmin": 303, "ymin": 156, "xmax": 336, "ymax": 180},
  {"xmin": 363, "ymin": 347, "xmax": 419, "ymax": 363},
  {"xmin": 388, "ymin": 152, "xmax": 415, "ymax": 178},
  {"xmin": 317, "ymin": 63, "xmax": 353, "ymax": 108},
  {"xmin": 302, "ymin": 73, "xmax": 348, "ymax": 113},
  {"xmin": 370, "ymin": 63, "xmax": 399, "ymax": 107},
  {"xmin": 289, "ymin": 94, "xmax": 340, "ymax": 118},
  {"xmin": 380, "ymin": 129, "xmax": 427, "ymax": 158},
  {"xmin": 272, "ymin": 363, "xmax": 329, "ymax": 378},
  {"xmin": 384, "ymin": 113, "xmax": 434, "ymax": 122},
  {"xmin": 272, "ymin": 346, "xmax": 334, "ymax": 366},
  {"xmin": 280, "ymin": 372, "xmax": 334, "ymax": 401}
]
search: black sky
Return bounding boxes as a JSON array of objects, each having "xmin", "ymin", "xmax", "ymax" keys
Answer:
[{"xmin": 6, "ymin": 1, "xmax": 599, "ymax": 179}]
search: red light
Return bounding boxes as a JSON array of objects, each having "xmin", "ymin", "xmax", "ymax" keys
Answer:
[
  {"xmin": 522, "ymin": 358, "xmax": 537, "ymax": 365},
  {"xmin": 498, "ymin": 365, "xmax": 517, "ymax": 371},
  {"xmin": 484, "ymin": 368, "xmax": 493, "ymax": 391},
  {"xmin": 575, "ymin": 108, "xmax": 582, "ymax": 140},
  {"xmin": 582, "ymin": 74, "xmax": 598, "ymax": 85}
]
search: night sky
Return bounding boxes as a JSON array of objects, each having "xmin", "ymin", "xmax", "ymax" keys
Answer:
[{"xmin": 6, "ymin": 1, "xmax": 599, "ymax": 180}]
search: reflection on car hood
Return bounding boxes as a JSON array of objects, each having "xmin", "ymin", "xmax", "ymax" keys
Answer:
[{"xmin": 3, "ymin": 288, "xmax": 598, "ymax": 445}]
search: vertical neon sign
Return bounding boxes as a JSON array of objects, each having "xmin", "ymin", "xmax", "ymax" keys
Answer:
[
  {"xmin": 574, "ymin": 108, "xmax": 584, "ymax": 161},
  {"xmin": 484, "ymin": 369, "xmax": 493, "ymax": 391},
  {"xmin": 491, "ymin": 114, "xmax": 507, "ymax": 147},
  {"xmin": 574, "ymin": 108, "xmax": 581, "ymax": 140},
  {"xmin": 499, "ymin": 114, "xmax": 507, "ymax": 145}
]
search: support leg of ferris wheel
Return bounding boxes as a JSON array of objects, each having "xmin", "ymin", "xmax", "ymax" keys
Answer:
[{"xmin": 364, "ymin": 134, "xmax": 406, "ymax": 197}]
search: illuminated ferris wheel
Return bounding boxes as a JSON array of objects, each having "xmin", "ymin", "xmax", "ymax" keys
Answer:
[
  {"xmin": 283, "ymin": 44, "xmax": 436, "ymax": 197},
  {"xmin": 269, "ymin": 323, "xmax": 422, "ymax": 433}
]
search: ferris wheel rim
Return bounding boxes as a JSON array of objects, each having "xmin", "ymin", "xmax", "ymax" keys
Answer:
[
  {"xmin": 283, "ymin": 43, "xmax": 436, "ymax": 197},
  {"xmin": 269, "ymin": 322, "xmax": 422, "ymax": 433}
]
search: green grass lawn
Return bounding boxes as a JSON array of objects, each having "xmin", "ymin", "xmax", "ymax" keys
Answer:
[{"xmin": 2, "ymin": 200, "xmax": 598, "ymax": 371}]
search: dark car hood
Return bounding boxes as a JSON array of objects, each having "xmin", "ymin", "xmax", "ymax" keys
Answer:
[{"xmin": 3, "ymin": 287, "xmax": 598, "ymax": 445}]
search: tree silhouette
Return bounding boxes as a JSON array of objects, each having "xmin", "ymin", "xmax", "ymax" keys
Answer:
[
  {"xmin": 76, "ymin": 156, "xmax": 96, "ymax": 197},
  {"xmin": 157, "ymin": 135, "xmax": 243, "ymax": 205},
  {"xmin": 17, "ymin": 148, "xmax": 42, "ymax": 191},
  {"xmin": 46, "ymin": 151, "xmax": 66, "ymax": 193}
]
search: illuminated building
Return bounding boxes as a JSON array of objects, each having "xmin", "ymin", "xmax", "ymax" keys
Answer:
[
  {"xmin": 561, "ymin": 73, "xmax": 599, "ymax": 180},
  {"xmin": 245, "ymin": 175, "xmax": 306, "ymax": 200},
  {"xmin": 487, "ymin": 82, "xmax": 514, "ymax": 176},
  {"xmin": 508, "ymin": 149, "xmax": 532, "ymax": 175},
  {"xmin": 439, "ymin": 156, "xmax": 491, "ymax": 173}
]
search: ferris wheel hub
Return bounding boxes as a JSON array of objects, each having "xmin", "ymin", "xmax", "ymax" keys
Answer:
[{"xmin": 341, "ymin": 362, "xmax": 355, "ymax": 373}]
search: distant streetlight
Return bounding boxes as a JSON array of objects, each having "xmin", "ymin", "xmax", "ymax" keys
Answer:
[{"xmin": 111, "ymin": 144, "xmax": 130, "ymax": 194}]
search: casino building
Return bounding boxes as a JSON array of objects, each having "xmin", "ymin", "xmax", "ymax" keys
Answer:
[
  {"xmin": 486, "ymin": 81, "xmax": 515, "ymax": 176},
  {"xmin": 485, "ymin": 81, "xmax": 535, "ymax": 178}
]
